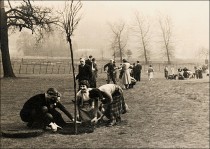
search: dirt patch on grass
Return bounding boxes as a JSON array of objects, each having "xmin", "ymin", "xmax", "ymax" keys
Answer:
[{"xmin": 0, "ymin": 74, "xmax": 209, "ymax": 148}]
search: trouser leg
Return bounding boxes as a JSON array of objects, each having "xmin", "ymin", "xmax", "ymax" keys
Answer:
[{"xmin": 49, "ymin": 109, "xmax": 66, "ymax": 127}]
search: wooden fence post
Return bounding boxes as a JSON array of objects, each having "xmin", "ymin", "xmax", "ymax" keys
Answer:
[
  {"xmin": 51, "ymin": 65, "xmax": 54, "ymax": 74},
  {"xmin": 33, "ymin": 64, "xmax": 35, "ymax": 74},
  {"xmin": 19, "ymin": 64, "xmax": 22, "ymax": 74},
  {"xmin": 26, "ymin": 64, "xmax": 28, "ymax": 74},
  {"xmin": 58, "ymin": 65, "xmax": 61, "ymax": 74},
  {"xmin": 39, "ymin": 64, "xmax": 41, "ymax": 74},
  {"xmin": 46, "ymin": 63, "xmax": 48, "ymax": 74}
]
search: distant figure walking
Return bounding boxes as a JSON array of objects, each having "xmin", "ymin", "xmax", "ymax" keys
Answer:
[
  {"xmin": 198, "ymin": 66, "xmax": 203, "ymax": 79},
  {"xmin": 164, "ymin": 66, "xmax": 169, "ymax": 79},
  {"xmin": 104, "ymin": 59, "xmax": 116, "ymax": 84},
  {"xmin": 147, "ymin": 65, "xmax": 154, "ymax": 81},
  {"xmin": 194, "ymin": 66, "xmax": 199, "ymax": 79},
  {"xmin": 135, "ymin": 61, "xmax": 142, "ymax": 81},
  {"xmin": 90, "ymin": 58, "xmax": 98, "ymax": 88},
  {"xmin": 121, "ymin": 59, "xmax": 131, "ymax": 89}
]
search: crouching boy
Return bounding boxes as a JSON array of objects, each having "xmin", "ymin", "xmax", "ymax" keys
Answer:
[{"xmin": 20, "ymin": 88, "xmax": 74, "ymax": 132}]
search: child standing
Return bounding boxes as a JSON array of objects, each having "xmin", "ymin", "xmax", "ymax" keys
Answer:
[{"xmin": 148, "ymin": 65, "xmax": 154, "ymax": 81}]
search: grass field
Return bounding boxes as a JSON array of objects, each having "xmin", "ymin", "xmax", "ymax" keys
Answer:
[{"xmin": 0, "ymin": 72, "xmax": 209, "ymax": 148}]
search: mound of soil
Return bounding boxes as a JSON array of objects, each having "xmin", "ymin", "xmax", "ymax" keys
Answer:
[{"xmin": 59, "ymin": 122, "xmax": 94, "ymax": 135}]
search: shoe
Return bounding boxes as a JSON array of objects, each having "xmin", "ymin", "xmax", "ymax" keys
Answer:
[
  {"xmin": 49, "ymin": 122, "xmax": 56, "ymax": 132},
  {"xmin": 49, "ymin": 122, "xmax": 62, "ymax": 132},
  {"xmin": 107, "ymin": 120, "xmax": 116, "ymax": 127},
  {"xmin": 116, "ymin": 117, "xmax": 121, "ymax": 123}
]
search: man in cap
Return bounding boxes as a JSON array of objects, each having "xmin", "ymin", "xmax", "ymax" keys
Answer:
[
  {"xmin": 85, "ymin": 55, "xmax": 93, "ymax": 67},
  {"xmin": 20, "ymin": 88, "xmax": 74, "ymax": 132},
  {"xmin": 104, "ymin": 59, "xmax": 117, "ymax": 84},
  {"xmin": 135, "ymin": 61, "xmax": 142, "ymax": 81},
  {"xmin": 76, "ymin": 58, "xmax": 92, "ymax": 87}
]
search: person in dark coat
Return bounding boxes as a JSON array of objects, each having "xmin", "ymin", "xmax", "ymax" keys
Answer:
[
  {"xmin": 104, "ymin": 59, "xmax": 116, "ymax": 84},
  {"xmin": 90, "ymin": 58, "xmax": 98, "ymax": 88},
  {"xmin": 76, "ymin": 58, "xmax": 92, "ymax": 86},
  {"xmin": 20, "ymin": 88, "xmax": 74, "ymax": 131},
  {"xmin": 183, "ymin": 67, "xmax": 189, "ymax": 78},
  {"xmin": 85, "ymin": 55, "xmax": 93, "ymax": 67},
  {"xmin": 130, "ymin": 63, "xmax": 136, "ymax": 78},
  {"xmin": 135, "ymin": 61, "xmax": 142, "ymax": 81},
  {"xmin": 198, "ymin": 66, "xmax": 203, "ymax": 79}
]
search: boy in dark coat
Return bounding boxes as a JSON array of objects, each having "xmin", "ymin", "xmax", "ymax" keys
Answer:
[
  {"xmin": 20, "ymin": 88, "xmax": 74, "ymax": 131},
  {"xmin": 135, "ymin": 61, "xmax": 142, "ymax": 81},
  {"xmin": 85, "ymin": 55, "xmax": 93, "ymax": 67},
  {"xmin": 104, "ymin": 59, "xmax": 116, "ymax": 84},
  {"xmin": 76, "ymin": 58, "xmax": 92, "ymax": 86}
]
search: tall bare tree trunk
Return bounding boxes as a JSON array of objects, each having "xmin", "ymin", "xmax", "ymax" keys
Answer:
[
  {"xmin": 166, "ymin": 45, "xmax": 171, "ymax": 64},
  {"xmin": 143, "ymin": 46, "xmax": 148, "ymax": 64},
  {"xmin": 159, "ymin": 15, "xmax": 173, "ymax": 65},
  {"xmin": 119, "ymin": 38, "xmax": 123, "ymax": 63},
  {"xmin": 67, "ymin": 36, "xmax": 78, "ymax": 134},
  {"xmin": 0, "ymin": 0, "xmax": 16, "ymax": 77}
]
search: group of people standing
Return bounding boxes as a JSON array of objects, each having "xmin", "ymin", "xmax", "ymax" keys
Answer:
[
  {"xmin": 76, "ymin": 55, "xmax": 98, "ymax": 88},
  {"xmin": 104, "ymin": 59, "xmax": 142, "ymax": 89},
  {"xmin": 164, "ymin": 65, "xmax": 205, "ymax": 80},
  {"xmin": 131, "ymin": 61, "xmax": 142, "ymax": 82}
]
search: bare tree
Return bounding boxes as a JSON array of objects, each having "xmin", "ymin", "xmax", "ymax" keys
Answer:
[
  {"xmin": 158, "ymin": 15, "xmax": 174, "ymax": 64},
  {"xmin": 198, "ymin": 47, "xmax": 209, "ymax": 60},
  {"xmin": 132, "ymin": 11, "xmax": 151, "ymax": 64},
  {"xmin": 126, "ymin": 49, "xmax": 133, "ymax": 60},
  {"xmin": 0, "ymin": 0, "xmax": 57, "ymax": 77},
  {"xmin": 109, "ymin": 21, "xmax": 128, "ymax": 63},
  {"xmin": 110, "ymin": 36, "xmax": 118, "ymax": 61},
  {"xmin": 57, "ymin": 0, "xmax": 82, "ymax": 134}
]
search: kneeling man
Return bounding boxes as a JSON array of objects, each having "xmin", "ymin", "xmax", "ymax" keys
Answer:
[{"xmin": 20, "ymin": 88, "xmax": 74, "ymax": 132}]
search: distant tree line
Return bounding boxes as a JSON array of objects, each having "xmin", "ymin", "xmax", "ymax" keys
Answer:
[{"xmin": 16, "ymin": 31, "xmax": 77, "ymax": 57}]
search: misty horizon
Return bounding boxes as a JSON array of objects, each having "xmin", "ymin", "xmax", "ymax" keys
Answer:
[{"xmin": 7, "ymin": 1, "xmax": 209, "ymax": 61}]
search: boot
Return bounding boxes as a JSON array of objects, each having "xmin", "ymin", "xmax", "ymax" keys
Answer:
[{"xmin": 107, "ymin": 119, "xmax": 116, "ymax": 127}]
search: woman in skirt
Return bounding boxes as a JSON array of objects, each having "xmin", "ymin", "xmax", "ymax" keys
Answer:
[
  {"xmin": 98, "ymin": 84, "xmax": 127, "ymax": 126},
  {"xmin": 148, "ymin": 65, "xmax": 154, "ymax": 81},
  {"xmin": 76, "ymin": 80, "xmax": 103, "ymax": 124}
]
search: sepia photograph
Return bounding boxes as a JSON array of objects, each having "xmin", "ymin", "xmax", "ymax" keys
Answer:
[{"xmin": 0, "ymin": 0, "xmax": 209, "ymax": 148}]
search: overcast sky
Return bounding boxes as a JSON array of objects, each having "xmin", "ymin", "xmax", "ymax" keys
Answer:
[{"xmin": 10, "ymin": 1, "xmax": 209, "ymax": 59}]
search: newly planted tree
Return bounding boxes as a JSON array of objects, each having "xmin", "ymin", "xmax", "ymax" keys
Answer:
[{"xmin": 57, "ymin": 0, "xmax": 82, "ymax": 134}]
